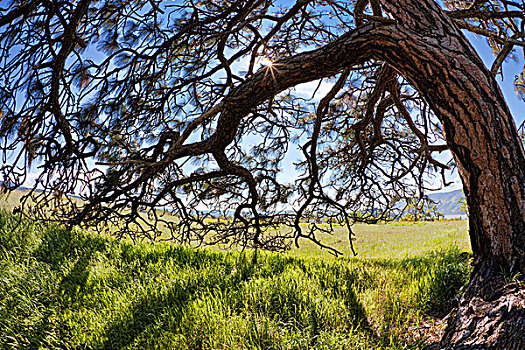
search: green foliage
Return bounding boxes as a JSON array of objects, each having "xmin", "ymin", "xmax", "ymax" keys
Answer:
[
  {"xmin": 0, "ymin": 211, "xmax": 471, "ymax": 349},
  {"xmin": 401, "ymin": 198, "xmax": 443, "ymax": 222},
  {"xmin": 515, "ymin": 71, "xmax": 525, "ymax": 102}
]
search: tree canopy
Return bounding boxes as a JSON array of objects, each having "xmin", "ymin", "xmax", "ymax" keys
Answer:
[
  {"xmin": 1, "ymin": 0, "xmax": 524, "ymax": 252},
  {"xmin": 3, "ymin": 0, "xmax": 525, "ymax": 346}
]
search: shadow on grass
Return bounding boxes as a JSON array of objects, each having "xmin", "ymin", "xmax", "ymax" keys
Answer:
[
  {"xmin": 118, "ymin": 242, "xmax": 227, "ymax": 271},
  {"xmin": 35, "ymin": 226, "xmax": 109, "ymax": 268},
  {"xmin": 345, "ymin": 274, "xmax": 373, "ymax": 331},
  {"xmin": 34, "ymin": 225, "xmax": 112, "ymax": 301},
  {"xmin": 97, "ymin": 253, "xmax": 260, "ymax": 349},
  {"xmin": 99, "ymin": 281, "xmax": 200, "ymax": 349}
]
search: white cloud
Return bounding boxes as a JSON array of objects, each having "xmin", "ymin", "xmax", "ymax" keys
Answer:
[{"xmin": 292, "ymin": 79, "xmax": 335, "ymax": 100}]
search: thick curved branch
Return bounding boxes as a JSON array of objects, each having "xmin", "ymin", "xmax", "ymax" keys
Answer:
[
  {"xmin": 454, "ymin": 19, "xmax": 525, "ymax": 47},
  {"xmin": 447, "ymin": 9, "xmax": 523, "ymax": 21},
  {"xmin": 144, "ymin": 22, "xmax": 388, "ymax": 176},
  {"xmin": 48, "ymin": 0, "xmax": 92, "ymax": 151},
  {"xmin": 491, "ymin": 37, "xmax": 516, "ymax": 76}
]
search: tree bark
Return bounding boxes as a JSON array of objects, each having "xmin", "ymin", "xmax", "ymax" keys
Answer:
[
  {"xmin": 375, "ymin": 1, "xmax": 525, "ymax": 347},
  {"xmin": 377, "ymin": 0, "xmax": 525, "ymax": 279},
  {"xmin": 205, "ymin": 0, "xmax": 525, "ymax": 346}
]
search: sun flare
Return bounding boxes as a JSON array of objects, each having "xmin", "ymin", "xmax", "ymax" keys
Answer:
[{"xmin": 259, "ymin": 57, "xmax": 273, "ymax": 67}]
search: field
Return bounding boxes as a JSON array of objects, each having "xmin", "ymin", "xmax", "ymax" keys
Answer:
[
  {"xmin": 289, "ymin": 220, "xmax": 469, "ymax": 260},
  {"xmin": 0, "ymin": 202, "xmax": 472, "ymax": 350}
]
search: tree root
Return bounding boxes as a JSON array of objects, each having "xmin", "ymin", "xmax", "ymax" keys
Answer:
[{"xmin": 440, "ymin": 282, "xmax": 525, "ymax": 349}]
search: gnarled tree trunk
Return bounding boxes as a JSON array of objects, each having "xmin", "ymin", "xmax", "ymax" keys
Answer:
[
  {"xmin": 376, "ymin": 0, "xmax": 525, "ymax": 348},
  {"xmin": 378, "ymin": 0, "xmax": 525, "ymax": 278},
  {"xmin": 210, "ymin": 0, "xmax": 525, "ymax": 346}
]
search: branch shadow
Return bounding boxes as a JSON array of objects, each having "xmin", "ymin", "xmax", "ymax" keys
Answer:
[{"xmin": 99, "ymin": 283, "xmax": 194, "ymax": 350}]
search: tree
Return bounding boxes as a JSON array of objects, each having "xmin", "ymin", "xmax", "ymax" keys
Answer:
[
  {"xmin": 1, "ymin": 0, "xmax": 524, "ymax": 347},
  {"xmin": 401, "ymin": 197, "xmax": 443, "ymax": 222}
]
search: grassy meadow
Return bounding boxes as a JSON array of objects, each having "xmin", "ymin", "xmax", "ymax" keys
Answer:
[
  {"xmin": 290, "ymin": 220, "xmax": 469, "ymax": 260},
  {"xmin": 0, "ymin": 191, "xmax": 472, "ymax": 349}
]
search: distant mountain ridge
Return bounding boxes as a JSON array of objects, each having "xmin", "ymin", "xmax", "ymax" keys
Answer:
[{"xmin": 427, "ymin": 189, "xmax": 465, "ymax": 216}]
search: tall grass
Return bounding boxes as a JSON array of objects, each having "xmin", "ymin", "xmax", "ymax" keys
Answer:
[{"xmin": 0, "ymin": 211, "xmax": 471, "ymax": 349}]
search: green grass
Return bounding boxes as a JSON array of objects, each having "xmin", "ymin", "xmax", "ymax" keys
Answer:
[
  {"xmin": 290, "ymin": 221, "xmax": 470, "ymax": 259},
  {"xmin": 0, "ymin": 209, "xmax": 471, "ymax": 349},
  {"xmin": 0, "ymin": 189, "xmax": 26, "ymax": 210}
]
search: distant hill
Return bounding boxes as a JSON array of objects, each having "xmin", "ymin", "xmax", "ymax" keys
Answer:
[
  {"xmin": 2, "ymin": 183, "xmax": 467, "ymax": 218},
  {"xmin": 427, "ymin": 189, "xmax": 465, "ymax": 216}
]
